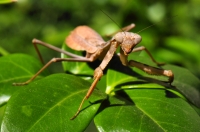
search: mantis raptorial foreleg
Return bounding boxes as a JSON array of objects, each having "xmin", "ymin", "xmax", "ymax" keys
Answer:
[
  {"xmin": 119, "ymin": 47, "xmax": 174, "ymax": 83},
  {"xmin": 129, "ymin": 60, "xmax": 174, "ymax": 83}
]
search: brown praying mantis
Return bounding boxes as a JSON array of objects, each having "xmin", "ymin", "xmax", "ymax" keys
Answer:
[{"xmin": 13, "ymin": 23, "xmax": 174, "ymax": 120}]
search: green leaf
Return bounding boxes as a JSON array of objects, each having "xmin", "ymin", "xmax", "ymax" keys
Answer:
[
  {"xmin": 1, "ymin": 73, "xmax": 107, "ymax": 132},
  {"xmin": 0, "ymin": 105, "xmax": 6, "ymax": 124},
  {"xmin": 94, "ymin": 89, "xmax": 200, "ymax": 131},
  {"xmin": 94, "ymin": 53, "xmax": 200, "ymax": 131},
  {"xmin": 2, "ymin": 52, "xmax": 199, "ymax": 131},
  {"xmin": 164, "ymin": 65, "xmax": 200, "ymax": 107},
  {"xmin": 0, "ymin": 54, "xmax": 48, "ymax": 106}
]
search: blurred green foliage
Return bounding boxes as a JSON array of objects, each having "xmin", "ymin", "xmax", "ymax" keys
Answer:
[{"xmin": 0, "ymin": 0, "xmax": 200, "ymax": 78}]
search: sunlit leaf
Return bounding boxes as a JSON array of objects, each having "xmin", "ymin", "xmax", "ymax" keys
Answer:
[
  {"xmin": 0, "ymin": 54, "xmax": 48, "ymax": 106},
  {"xmin": 94, "ymin": 89, "xmax": 200, "ymax": 131},
  {"xmin": 164, "ymin": 65, "xmax": 200, "ymax": 107},
  {"xmin": 94, "ymin": 53, "xmax": 200, "ymax": 131},
  {"xmin": 1, "ymin": 52, "xmax": 199, "ymax": 131},
  {"xmin": 1, "ymin": 73, "xmax": 107, "ymax": 132}
]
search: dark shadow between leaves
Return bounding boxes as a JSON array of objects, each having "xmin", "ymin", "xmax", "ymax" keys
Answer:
[
  {"xmin": 73, "ymin": 90, "xmax": 136, "ymax": 119},
  {"xmin": 95, "ymin": 90, "xmax": 136, "ymax": 117},
  {"xmin": 165, "ymin": 90, "xmax": 179, "ymax": 98},
  {"xmin": 168, "ymin": 84, "xmax": 200, "ymax": 107},
  {"xmin": 115, "ymin": 80, "xmax": 180, "ymax": 99},
  {"xmin": 92, "ymin": 88, "xmax": 181, "ymax": 118}
]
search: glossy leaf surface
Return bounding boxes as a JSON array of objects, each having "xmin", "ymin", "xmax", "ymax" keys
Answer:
[
  {"xmin": 94, "ymin": 53, "xmax": 200, "ymax": 131},
  {"xmin": 1, "ymin": 74, "xmax": 107, "ymax": 132},
  {"xmin": 0, "ymin": 54, "xmax": 48, "ymax": 106},
  {"xmin": 94, "ymin": 89, "xmax": 200, "ymax": 131},
  {"xmin": 1, "ymin": 53, "xmax": 200, "ymax": 131}
]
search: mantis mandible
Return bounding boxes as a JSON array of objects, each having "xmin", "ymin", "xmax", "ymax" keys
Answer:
[{"xmin": 13, "ymin": 23, "xmax": 174, "ymax": 120}]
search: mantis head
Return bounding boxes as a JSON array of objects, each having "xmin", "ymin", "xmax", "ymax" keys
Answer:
[{"xmin": 114, "ymin": 32, "xmax": 142, "ymax": 55}]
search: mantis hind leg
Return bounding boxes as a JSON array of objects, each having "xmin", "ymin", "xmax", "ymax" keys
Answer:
[
  {"xmin": 13, "ymin": 57, "xmax": 91, "ymax": 86},
  {"xmin": 32, "ymin": 38, "xmax": 86, "ymax": 64}
]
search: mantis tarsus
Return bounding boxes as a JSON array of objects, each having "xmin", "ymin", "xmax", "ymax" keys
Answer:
[{"xmin": 13, "ymin": 23, "xmax": 174, "ymax": 120}]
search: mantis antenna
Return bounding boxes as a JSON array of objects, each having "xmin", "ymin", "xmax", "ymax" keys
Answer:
[
  {"xmin": 99, "ymin": 9, "xmax": 126, "ymax": 34},
  {"xmin": 137, "ymin": 15, "xmax": 178, "ymax": 33}
]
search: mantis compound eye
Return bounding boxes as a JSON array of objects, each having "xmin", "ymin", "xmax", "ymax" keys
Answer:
[{"xmin": 133, "ymin": 33, "xmax": 142, "ymax": 45}]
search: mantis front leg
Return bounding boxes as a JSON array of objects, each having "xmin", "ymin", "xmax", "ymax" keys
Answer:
[
  {"xmin": 129, "ymin": 60, "xmax": 174, "ymax": 83},
  {"xmin": 71, "ymin": 41, "xmax": 118, "ymax": 120},
  {"xmin": 119, "ymin": 47, "xmax": 174, "ymax": 83}
]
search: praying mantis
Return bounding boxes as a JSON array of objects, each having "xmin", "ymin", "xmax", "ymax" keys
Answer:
[{"xmin": 13, "ymin": 23, "xmax": 174, "ymax": 120}]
